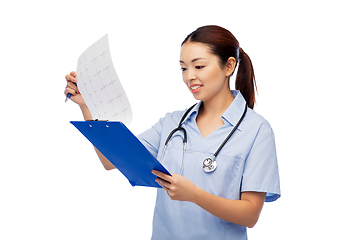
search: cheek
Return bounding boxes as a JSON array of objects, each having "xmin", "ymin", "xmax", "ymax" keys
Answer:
[
  {"xmin": 205, "ymin": 68, "xmax": 223, "ymax": 84},
  {"xmin": 213, "ymin": 65, "xmax": 226, "ymax": 78}
]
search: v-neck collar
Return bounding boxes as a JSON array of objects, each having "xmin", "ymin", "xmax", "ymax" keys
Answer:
[{"xmin": 182, "ymin": 90, "xmax": 247, "ymax": 131}]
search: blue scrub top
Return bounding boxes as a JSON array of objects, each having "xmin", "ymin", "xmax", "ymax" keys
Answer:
[{"xmin": 138, "ymin": 90, "xmax": 281, "ymax": 240}]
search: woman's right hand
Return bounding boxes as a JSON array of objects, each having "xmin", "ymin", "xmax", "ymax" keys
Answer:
[{"xmin": 64, "ymin": 71, "xmax": 85, "ymax": 106}]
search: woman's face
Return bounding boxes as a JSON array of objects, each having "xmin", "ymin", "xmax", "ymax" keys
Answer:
[{"xmin": 180, "ymin": 42, "xmax": 232, "ymax": 102}]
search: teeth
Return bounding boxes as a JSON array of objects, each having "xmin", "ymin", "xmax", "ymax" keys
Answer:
[{"xmin": 191, "ymin": 85, "xmax": 201, "ymax": 90}]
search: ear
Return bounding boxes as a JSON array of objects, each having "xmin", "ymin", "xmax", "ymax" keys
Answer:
[{"xmin": 225, "ymin": 57, "xmax": 237, "ymax": 77}]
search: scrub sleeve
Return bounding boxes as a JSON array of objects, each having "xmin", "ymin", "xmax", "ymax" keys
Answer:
[{"xmin": 241, "ymin": 120, "xmax": 280, "ymax": 202}]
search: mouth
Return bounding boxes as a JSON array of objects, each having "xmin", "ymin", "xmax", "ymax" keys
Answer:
[
  {"xmin": 190, "ymin": 85, "xmax": 202, "ymax": 90},
  {"xmin": 189, "ymin": 84, "xmax": 203, "ymax": 93}
]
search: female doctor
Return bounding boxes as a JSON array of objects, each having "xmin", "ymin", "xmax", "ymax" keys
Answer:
[{"xmin": 65, "ymin": 25, "xmax": 280, "ymax": 239}]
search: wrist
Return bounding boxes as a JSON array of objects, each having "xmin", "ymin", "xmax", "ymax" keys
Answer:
[{"xmin": 191, "ymin": 185, "xmax": 204, "ymax": 204}]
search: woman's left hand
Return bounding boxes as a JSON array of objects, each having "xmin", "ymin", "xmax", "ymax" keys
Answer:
[{"xmin": 152, "ymin": 170, "xmax": 199, "ymax": 202}]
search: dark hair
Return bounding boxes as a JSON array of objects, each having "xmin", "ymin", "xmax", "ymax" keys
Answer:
[{"xmin": 182, "ymin": 25, "xmax": 257, "ymax": 109}]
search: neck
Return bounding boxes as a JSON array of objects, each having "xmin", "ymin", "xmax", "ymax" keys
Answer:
[{"xmin": 200, "ymin": 90, "xmax": 234, "ymax": 118}]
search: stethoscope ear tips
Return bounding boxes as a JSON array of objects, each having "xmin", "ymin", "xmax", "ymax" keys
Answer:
[{"xmin": 203, "ymin": 158, "xmax": 217, "ymax": 173}]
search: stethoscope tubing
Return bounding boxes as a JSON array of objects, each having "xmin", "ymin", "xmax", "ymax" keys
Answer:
[
  {"xmin": 159, "ymin": 103, "xmax": 247, "ymax": 174},
  {"xmin": 212, "ymin": 104, "xmax": 247, "ymax": 158}
]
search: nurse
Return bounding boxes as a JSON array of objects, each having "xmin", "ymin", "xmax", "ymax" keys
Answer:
[{"xmin": 65, "ymin": 25, "xmax": 280, "ymax": 239}]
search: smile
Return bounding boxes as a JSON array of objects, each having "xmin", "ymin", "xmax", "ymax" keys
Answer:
[
  {"xmin": 191, "ymin": 85, "xmax": 202, "ymax": 90},
  {"xmin": 189, "ymin": 84, "xmax": 203, "ymax": 93}
]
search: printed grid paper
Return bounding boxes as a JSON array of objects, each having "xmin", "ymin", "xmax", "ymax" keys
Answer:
[{"xmin": 76, "ymin": 35, "xmax": 132, "ymax": 124}]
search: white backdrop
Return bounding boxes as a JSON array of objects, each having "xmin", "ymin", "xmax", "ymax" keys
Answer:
[{"xmin": 1, "ymin": 0, "xmax": 359, "ymax": 239}]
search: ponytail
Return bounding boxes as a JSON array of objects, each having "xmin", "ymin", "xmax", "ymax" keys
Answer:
[{"xmin": 235, "ymin": 48, "xmax": 257, "ymax": 109}]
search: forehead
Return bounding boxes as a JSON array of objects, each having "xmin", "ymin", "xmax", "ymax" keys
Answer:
[{"xmin": 180, "ymin": 42, "xmax": 213, "ymax": 62}]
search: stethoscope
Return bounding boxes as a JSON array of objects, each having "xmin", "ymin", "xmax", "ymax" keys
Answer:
[{"xmin": 159, "ymin": 103, "xmax": 247, "ymax": 174}]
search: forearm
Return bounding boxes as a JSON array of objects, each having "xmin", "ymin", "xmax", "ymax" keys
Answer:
[
  {"xmin": 192, "ymin": 188, "xmax": 266, "ymax": 228},
  {"xmin": 79, "ymin": 104, "xmax": 92, "ymax": 121},
  {"xmin": 94, "ymin": 146, "xmax": 116, "ymax": 170},
  {"xmin": 152, "ymin": 171, "xmax": 266, "ymax": 228},
  {"xmin": 79, "ymin": 104, "xmax": 116, "ymax": 170}
]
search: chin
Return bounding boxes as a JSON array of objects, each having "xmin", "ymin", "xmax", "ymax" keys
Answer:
[{"xmin": 191, "ymin": 93, "xmax": 203, "ymax": 101}]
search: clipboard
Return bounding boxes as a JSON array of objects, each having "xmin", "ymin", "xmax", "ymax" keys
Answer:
[{"xmin": 70, "ymin": 121, "xmax": 171, "ymax": 188}]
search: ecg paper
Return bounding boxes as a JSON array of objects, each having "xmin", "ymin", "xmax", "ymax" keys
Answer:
[{"xmin": 76, "ymin": 35, "xmax": 132, "ymax": 124}]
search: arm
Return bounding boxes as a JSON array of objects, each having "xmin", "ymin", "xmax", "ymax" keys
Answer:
[
  {"xmin": 80, "ymin": 104, "xmax": 116, "ymax": 170},
  {"xmin": 192, "ymin": 188, "xmax": 266, "ymax": 228},
  {"xmin": 65, "ymin": 71, "xmax": 116, "ymax": 171},
  {"xmin": 152, "ymin": 171, "xmax": 266, "ymax": 228}
]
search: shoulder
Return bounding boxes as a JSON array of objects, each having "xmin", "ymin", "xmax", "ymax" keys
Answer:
[
  {"xmin": 155, "ymin": 107, "xmax": 192, "ymax": 128},
  {"xmin": 162, "ymin": 109, "xmax": 187, "ymax": 122},
  {"xmin": 243, "ymin": 108, "xmax": 274, "ymax": 134}
]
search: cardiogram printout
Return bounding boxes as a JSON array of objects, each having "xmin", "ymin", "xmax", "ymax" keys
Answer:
[{"xmin": 76, "ymin": 35, "xmax": 132, "ymax": 124}]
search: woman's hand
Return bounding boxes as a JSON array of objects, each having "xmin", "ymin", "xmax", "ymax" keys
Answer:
[
  {"xmin": 64, "ymin": 71, "xmax": 93, "ymax": 120},
  {"xmin": 152, "ymin": 170, "xmax": 199, "ymax": 202},
  {"xmin": 64, "ymin": 71, "xmax": 85, "ymax": 106}
]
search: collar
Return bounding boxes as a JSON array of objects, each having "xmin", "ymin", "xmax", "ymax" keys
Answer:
[
  {"xmin": 222, "ymin": 90, "xmax": 247, "ymax": 130},
  {"xmin": 181, "ymin": 90, "xmax": 247, "ymax": 129},
  {"xmin": 181, "ymin": 101, "xmax": 201, "ymax": 124}
]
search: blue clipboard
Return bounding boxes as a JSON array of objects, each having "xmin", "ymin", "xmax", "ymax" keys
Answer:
[{"xmin": 71, "ymin": 121, "xmax": 171, "ymax": 188}]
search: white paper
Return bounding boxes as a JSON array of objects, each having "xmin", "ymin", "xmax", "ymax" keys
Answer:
[{"xmin": 76, "ymin": 35, "xmax": 132, "ymax": 124}]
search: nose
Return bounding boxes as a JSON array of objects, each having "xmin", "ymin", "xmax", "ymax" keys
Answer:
[{"xmin": 185, "ymin": 68, "xmax": 196, "ymax": 82}]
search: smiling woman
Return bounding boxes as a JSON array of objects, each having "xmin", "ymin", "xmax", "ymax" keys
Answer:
[
  {"xmin": 142, "ymin": 26, "xmax": 280, "ymax": 239},
  {"xmin": 64, "ymin": 25, "xmax": 280, "ymax": 240}
]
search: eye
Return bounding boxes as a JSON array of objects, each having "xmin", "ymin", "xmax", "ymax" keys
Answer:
[
  {"xmin": 180, "ymin": 67, "xmax": 187, "ymax": 72},
  {"xmin": 195, "ymin": 66, "xmax": 204, "ymax": 69}
]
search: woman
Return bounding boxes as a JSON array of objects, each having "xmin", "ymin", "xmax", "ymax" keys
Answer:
[{"xmin": 65, "ymin": 25, "xmax": 280, "ymax": 239}]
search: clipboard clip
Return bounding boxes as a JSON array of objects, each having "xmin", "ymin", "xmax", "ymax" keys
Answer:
[
  {"xmin": 86, "ymin": 119, "xmax": 109, "ymax": 121},
  {"xmin": 85, "ymin": 119, "xmax": 110, "ymax": 128}
]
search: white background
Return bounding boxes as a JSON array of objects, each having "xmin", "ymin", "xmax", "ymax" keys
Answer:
[{"xmin": 1, "ymin": 0, "xmax": 359, "ymax": 239}]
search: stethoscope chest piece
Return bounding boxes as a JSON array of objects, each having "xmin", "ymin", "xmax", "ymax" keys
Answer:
[{"xmin": 203, "ymin": 158, "xmax": 217, "ymax": 173}]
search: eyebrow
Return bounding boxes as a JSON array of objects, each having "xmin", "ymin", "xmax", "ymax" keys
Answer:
[{"xmin": 179, "ymin": 58, "xmax": 205, "ymax": 63}]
